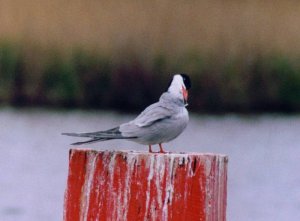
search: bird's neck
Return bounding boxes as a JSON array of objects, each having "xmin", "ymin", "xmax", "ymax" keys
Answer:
[{"xmin": 160, "ymin": 92, "xmax": 185, "ymax": 107}]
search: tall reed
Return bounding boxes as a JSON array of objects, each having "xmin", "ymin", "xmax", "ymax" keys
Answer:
[{"xmin": 1, "ymin": 1, "xmax": 300, "ymax": 112}]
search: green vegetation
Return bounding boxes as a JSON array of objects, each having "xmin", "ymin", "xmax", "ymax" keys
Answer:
[
  {"xmin": 1, "ymin": 43, "xmax": 300, "ymax": 113},
  {"xmin": 1, "ymin": 1, "xmax": 300, "ymax": 112}
]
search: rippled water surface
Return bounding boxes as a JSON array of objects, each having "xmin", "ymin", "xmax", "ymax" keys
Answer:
[{"xmin": 1, "ymin": 108, "xmax": 300, "ymax": 221}]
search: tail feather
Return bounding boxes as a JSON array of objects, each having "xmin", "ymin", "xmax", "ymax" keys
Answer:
[
  {"xmin": 62, "ymin": 132, "xmax": 88, "ymax": 138},
  {"xmin": 62, "ymin": 127, "xmax": 122, "ymax": 138},
  {"xmin": 71, "ymin": 137, "xmax": 112, "ymax": 145},
  {"xmin": 62, "ymin": 126, "xmax": 137, "ymax": 145}
]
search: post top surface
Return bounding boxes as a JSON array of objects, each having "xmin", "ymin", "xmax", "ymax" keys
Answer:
[{"xmin": 69, "ymin": 148, "xmax": 228, "ymax": 161}]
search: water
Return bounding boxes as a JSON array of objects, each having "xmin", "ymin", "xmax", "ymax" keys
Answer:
[{"xmin": 0, "ymin": 108, "xmax": 300, "ymax": 221}]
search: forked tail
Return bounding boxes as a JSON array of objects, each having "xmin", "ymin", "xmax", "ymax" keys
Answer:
[{"xmin": 62, "ymin": 127, "xmax": 135, "ymax": 145}]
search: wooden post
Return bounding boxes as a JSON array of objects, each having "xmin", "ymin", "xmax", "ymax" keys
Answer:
[{"xmin": 64, "ymin": 149, "xmax": 228, "ymax": 221}]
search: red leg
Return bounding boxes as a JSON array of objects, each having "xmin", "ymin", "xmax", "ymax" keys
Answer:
[
  {"xmin": 148, "ymin": 145, "xmax": 153, "ymax": 153},
  {"xmin": 159, "ymin": 143, "xmax": 166, "ymax": 153}
]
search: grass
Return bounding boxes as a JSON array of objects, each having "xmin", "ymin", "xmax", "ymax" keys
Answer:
[
  {"xmin": 1, "ymin": 1, "xmax": 300, "ymax": 112},
  {"xmin": 1, "ymin": 44, "xmax": 300, "ymax": 113},
  {"xmin": 1, "ymin": 1, "xmax": 300, "ymax": 57}
]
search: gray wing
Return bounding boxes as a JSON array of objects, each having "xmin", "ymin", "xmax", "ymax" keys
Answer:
[
  {"xmin": 119, "ymin": 102, "xmax": 175, "ymax": 138},
  {"xmin": 133, "ymin": 102, "xmax": 174, "ymax": 127}
]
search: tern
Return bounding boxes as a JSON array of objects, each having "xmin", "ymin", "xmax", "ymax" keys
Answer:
[{"xmin": 62, "ymin": 74, "xmax": 191, "ymax": 153}]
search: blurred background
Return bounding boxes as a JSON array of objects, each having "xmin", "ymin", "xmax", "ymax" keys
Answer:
[{"xmin": 1, "ymin": 0, "xmax": 300, "ymax": 220}]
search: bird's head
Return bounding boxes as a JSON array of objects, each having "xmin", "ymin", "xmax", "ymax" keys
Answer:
[{"xmin": 168, "ymin": 74, "xmax": 191, "ymax": 106}]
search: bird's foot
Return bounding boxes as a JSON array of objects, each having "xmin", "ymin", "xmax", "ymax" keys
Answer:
[
  {"xmin": 159, "ymin": 143, "xmax": 167, "ymax": 154},
  {"xmin": 148, "ymin": 145, "xmax": 154, "ymax": 153}
]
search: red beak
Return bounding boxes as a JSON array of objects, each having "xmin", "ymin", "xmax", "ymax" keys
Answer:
[{"xmin": 182, "ymin": 86, "xmax": 188, "ymax": 105}]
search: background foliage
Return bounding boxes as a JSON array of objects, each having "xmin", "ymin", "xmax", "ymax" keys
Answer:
[{"xmin": 1, "ymin": 0, "xmax": 300, "ymax": 112}]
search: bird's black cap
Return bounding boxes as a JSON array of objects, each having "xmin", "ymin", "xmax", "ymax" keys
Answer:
[{"xmin": 180, "ymin": 73, "xmax": 191, "ymax": 89}]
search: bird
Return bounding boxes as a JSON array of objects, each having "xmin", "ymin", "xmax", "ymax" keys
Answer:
[{"xmin": 62, "ymin": 73, "xmax": 191, "ymax": 153}]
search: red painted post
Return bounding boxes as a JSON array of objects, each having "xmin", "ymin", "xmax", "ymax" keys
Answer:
[{"xmin": 64, "ymin": 149, "xmax": 228, "ymax": 221}]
